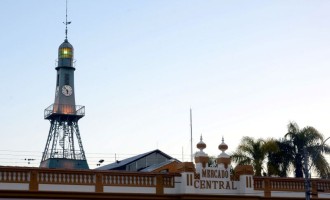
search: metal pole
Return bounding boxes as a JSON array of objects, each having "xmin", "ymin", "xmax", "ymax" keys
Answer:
[
  {"xmin": 190, "ymin": 108, "xmax": 193, "ymax": 162},
  {"xmin": 303, "ymin": 148, "xmax": 310, "ymax": 200},
  {"xmin": 302, "ymin": 136, "xmax": 330, "ymax": 200}
]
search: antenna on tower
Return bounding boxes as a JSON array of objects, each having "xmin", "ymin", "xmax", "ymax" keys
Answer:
[{"xmin": 63, "ymin": 0, "xmax": 71, "ymax": 41}]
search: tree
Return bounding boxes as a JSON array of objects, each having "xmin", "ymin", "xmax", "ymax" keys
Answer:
[
  {"xmin": 208, "ymin": 156, "xmax": 217, "ymax": 167},
  {"xmin": 267, "ymin": 139, "xmax": 292, "ymax": 177},
  {"xmin": 284, "ymin": 122, "xmax": 330, "ymax": 178},
  {"xmin": 231, "ymin": 136, "xmax": 277, "ymax": 176}
]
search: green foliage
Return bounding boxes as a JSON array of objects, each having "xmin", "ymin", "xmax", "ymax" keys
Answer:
[
  {"xmin": 231, "ymin": 136, "xmax": 277, "ymax": 176},
  {"xmin": 232, "ymin": 121, "xmax": 330, "ymax": 178},
  {"xmin": 208, "ymin": 156, "xmax": 217, "ymax": 167},
  {"xmin": 267, "ymin": 139, "xmax": 292, "ymax": 177},
  {"xmin": 284, "ymin": 122, "xmax": 330, "ymax": 178}
]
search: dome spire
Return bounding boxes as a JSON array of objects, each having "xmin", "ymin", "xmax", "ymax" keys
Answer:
[
  {"xmin": 196, "ymin": 134, "xmax": 206, "ymax": 152},
  {"xmin": 194, "ymin": 134, "xmax": 209, "ymax": 168},
  {"xmin": 217, "ymin": 136, "xmax": 231, "ymax": 168},
  {"xmin": 63, "ymin": 0, "xmax": 71, "ymax": 41}
]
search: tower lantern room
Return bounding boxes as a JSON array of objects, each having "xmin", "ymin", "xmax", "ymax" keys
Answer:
[{"xmin": 58, "ymin": 39, "xmax": 74, "ymax": 68}]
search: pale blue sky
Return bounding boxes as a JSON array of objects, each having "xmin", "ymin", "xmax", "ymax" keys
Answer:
[{"xmin": 1, "ymin": 0, "xmax": 330, "ymax": 168}]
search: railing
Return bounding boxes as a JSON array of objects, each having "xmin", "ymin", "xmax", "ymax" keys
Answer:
[
  {"xmin": 317, "ymin": 180, "xmax": 330, "ymax": 192},
  {"xmin": 102, "ymin": 172, "xmax": 175, "ymax": 188},
  {"xmin": 254, "ymin": 177, "xmax": 305, "ymax": 191},
  {"xmin": 44, "ymin": 104, "xmax": 85, "ymax": 119},
  {"xmin": 103, "ymin": 174, "xmax": 156, "ymax": 187},
  {"xmin": 55, "ymin": 59, "xmax": 76, "ymax": 68},
  {"xmin": 41, "ymin": 150, "xmax": 86, "ymax": 160},
  {"xmin": 0, "ymin": 168, "xmax": 30, "ymax": 183},
  {"xmin": 271, "ymin": 179, "xmax": 305, "ymax": 191},
  {"xmin": 38, "ymin": 171, "xmax": 95, "ymax": 185},
  {"xmin": 1, "ymin": 166, "xmax": 330, "ymax": 197},
  {"xmin": 0, "ymin": 167, "xmax": 178, "ymax": 192},
  {"xmin": 254, "ymin": 177, "xmax": 264, "ymax": 190},
  {"xmin": 163, "ymin": 175, "xmax": 175, "ymax": 188}
]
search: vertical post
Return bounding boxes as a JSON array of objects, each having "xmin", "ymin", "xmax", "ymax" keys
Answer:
[
  {"xmin": 156, "ymin": 175, "xmax": 164, "ymax": 195},
  {"xmin": 304, "ymin": 148, "xmax": 310, "ymax": 200},
  {"xmin": 311, "ymin": 180, "xmax": 318, "ymax": 198},
  {"xmin": 190, "ymin": 108, "xmax": 193, "ymax": 162},
  {"xmin": 95, "ymin": 173, "xmax": 103, "ymax": 193},
  {"xmin": 264, "ymin": 178, "xmax": 271, "ymax": 198},
  {"xmin": 29, "ymin": 170, "xmax": 38, "ymax": 191}
]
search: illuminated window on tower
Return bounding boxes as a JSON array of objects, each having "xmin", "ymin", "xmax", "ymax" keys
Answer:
[{"xmin": 59, "ymin": 47, "xmax": 73, "ymax": 58}]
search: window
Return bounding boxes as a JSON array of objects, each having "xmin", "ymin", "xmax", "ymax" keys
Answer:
[
  {"xmin": 59, "ymin": 47, "xmax": 73, "ymax": 58},
  {"xmin": 56, "ymin": 74, "xmax": 59, "ymax": 86},
  {"xmin": 65, "ymin": 74, "xmax": 70, "ymax": 85},
  {"xmin": 136, "ymin": 157, "xmax": 146, "ymax": 171}
]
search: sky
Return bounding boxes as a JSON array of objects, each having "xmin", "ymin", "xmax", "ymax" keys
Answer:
[{"xmin": 1, "ymin": 0, "xmax": 330, "ymax": 169}]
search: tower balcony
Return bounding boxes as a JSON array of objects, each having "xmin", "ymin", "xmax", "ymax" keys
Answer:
[
  {"xmin": 55, "ymin": 59, "xmax": 76, "ymax": 69},
  {"xmin": 44, "ymin": 104, "xmax": 85, "ymax": 120}
]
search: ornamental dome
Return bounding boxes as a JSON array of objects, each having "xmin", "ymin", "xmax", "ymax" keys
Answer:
[
  {"xmin": 194, "ymin": 134, "xmax": 209, "ymax": 167},
  {"xmin": 195, "ymin": 134, "xmax": 208, "ymax": 157},
  {"xmin": 197, "ymin": 135, "xmax": 206, "ymax": 151},
  {"xmin": 217, "ymin": 137, "xmax": 231, "ymax": 168},
  {"xmin": 218, "ymin": 137, "xmax": 228, "ymax": 152}
]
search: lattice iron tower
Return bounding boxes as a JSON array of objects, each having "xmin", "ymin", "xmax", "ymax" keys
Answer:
[{"xmin": 40, "ymin": 3, "xmax": 88, "ymax": 169}]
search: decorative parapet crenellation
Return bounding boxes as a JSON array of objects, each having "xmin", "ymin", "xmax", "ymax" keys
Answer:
[
  {"xmin": 176, "ymin": 162, "xmax": 195, "ymax": 173},
  {"xmin": 234, "ymin": 165, "xmax": 254, "ymax": 176}
]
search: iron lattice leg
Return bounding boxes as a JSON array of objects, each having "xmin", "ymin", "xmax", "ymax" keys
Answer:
[
  {"xmin": 50, "ymin": 120, "xmax": 60, "ymax": 158},
  {"xmin": 41, "ymin": 120, "xmax": 54, "ymax": 161},
  {"xmin": 73, "ymin": 121, "xmax": 87, "ymax": 160},
  {"xmin": 70, "ymin": 125, "xmax": 76, "ymax": 159},
  {"xmin": 42, "ymin": 120, "xmax": 61, "ymax": 161}
]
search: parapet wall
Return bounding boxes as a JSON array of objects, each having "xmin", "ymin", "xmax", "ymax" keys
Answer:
[{"xmin": 1, "ymin": 166, "xmax": 330, "ymax": 199}]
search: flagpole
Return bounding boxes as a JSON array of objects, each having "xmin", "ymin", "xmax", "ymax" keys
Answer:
[{"xmin": 190, "ymin": 108, "xmax": 193, "ymax": 162}]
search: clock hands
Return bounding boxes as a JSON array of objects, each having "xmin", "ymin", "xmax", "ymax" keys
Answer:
[{"xmin": 62, "ymin": 85, "xmax": 72, "ymax": 96}]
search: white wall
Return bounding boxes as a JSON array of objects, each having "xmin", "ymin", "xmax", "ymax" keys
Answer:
[
  {"xmin": 39, "ymin": 184, "xmax": 95, "ymax": 192},
  {"xmin": 0, "ymin": 183, "xmax": 29, "ymax": 190},
  {"xmin": 271, "ymin": 191, "xmax": 305, "ymax": 198},
  {"xmin": 103, "ymin": 186, "xmax": 155, "ymax": 194}
]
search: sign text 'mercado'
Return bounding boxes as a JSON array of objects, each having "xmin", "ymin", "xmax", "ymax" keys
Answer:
[{"xmin": 201, "ymin": 169, "xmax": 229, "ymax": 179}]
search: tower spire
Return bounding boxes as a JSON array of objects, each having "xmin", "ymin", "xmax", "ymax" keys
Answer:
[{"xmin": 64, "ymin": 0, "xmax": 71, "ymax": 41}]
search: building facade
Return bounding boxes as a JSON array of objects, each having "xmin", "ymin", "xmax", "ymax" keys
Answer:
[{"xmin": 0, "ymin": 138, "xmax": 330, "ymax": 199}]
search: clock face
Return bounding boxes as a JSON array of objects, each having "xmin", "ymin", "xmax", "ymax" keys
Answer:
[{"xmin": 62, "ymin": 85, "xmax": 73, "ymax": 96}]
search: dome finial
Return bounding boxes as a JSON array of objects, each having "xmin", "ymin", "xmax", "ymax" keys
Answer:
[
  {"xmin": 63, "ymin": 0, "xmax": 71, "ymax": 41},
  {"xmin": 196, "ymin": 133, "xmax": 206, "ymax": 152},
  {"xmin": 217, "ymin": 136, "xmax": 231, "ymax": 168},
  {"xmin": 219, "ymin": 136, "xmax": 228, "ymax": 152}
]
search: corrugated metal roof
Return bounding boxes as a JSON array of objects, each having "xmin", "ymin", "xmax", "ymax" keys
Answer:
[
  {"xmin": 140, "ymin": 159, "xmax": 177, "ymax": 172},
  {"xmin": 95, "ymin": 149, "xmax": 174, "ymax": 171}
]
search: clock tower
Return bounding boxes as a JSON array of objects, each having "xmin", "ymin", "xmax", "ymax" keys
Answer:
[{"xmin": 40, "ymin": 5, "xmax": 88, "ymax": 169}]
